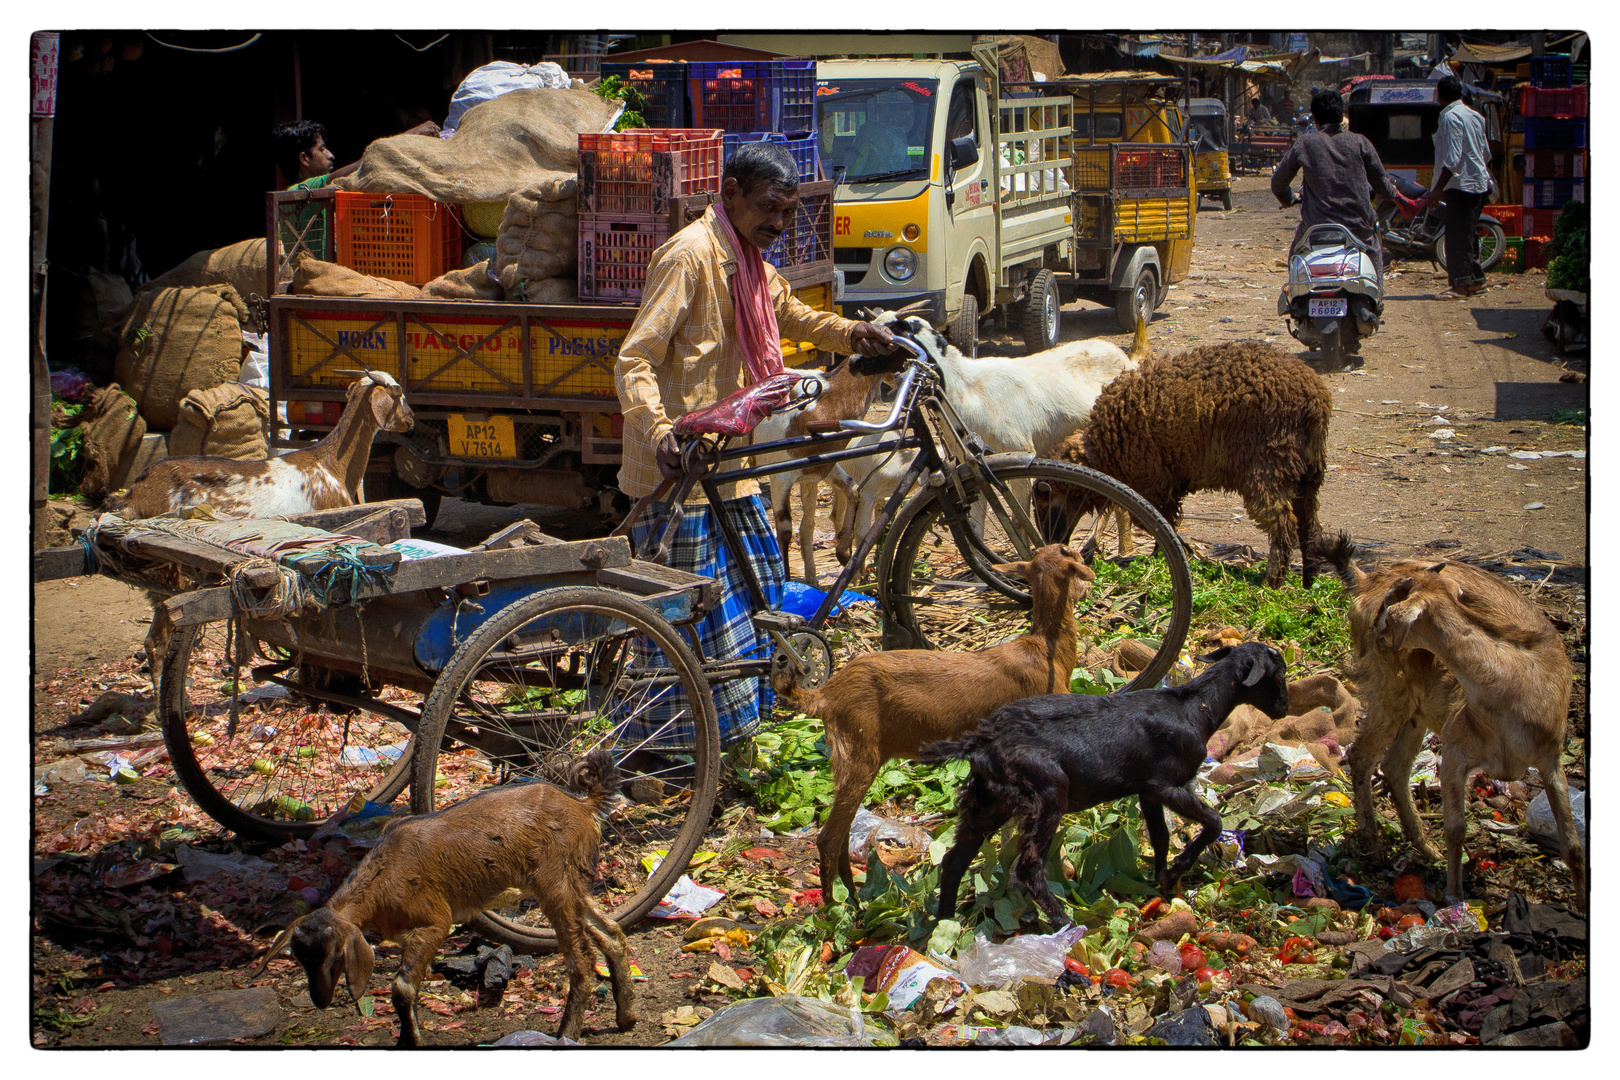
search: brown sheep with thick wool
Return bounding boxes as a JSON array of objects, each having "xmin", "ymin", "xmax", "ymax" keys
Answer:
[{"xmin": 1044, "ymin": 340, "xmax": 1333, "ymax": 588}]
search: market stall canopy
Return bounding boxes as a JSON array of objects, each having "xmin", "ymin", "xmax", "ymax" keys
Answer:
[
  {"xmin": 1448, "ymin": 40, "xmax": 1533, "ymax": 66},
  {"xmin": 1159, "ymin": 48, "xmax": 1317, "ymax": 84}
]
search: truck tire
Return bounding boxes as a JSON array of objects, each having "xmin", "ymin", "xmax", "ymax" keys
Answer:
[
  {"xmin": 1020, "ymin": 269, "xmax": 1061, "ymax": 355},
  {"xmin": 948, "ymin": 292, "xmax": 979, "ymax": 357},
  {"xmin": 1115, "ymin": 266, "xmax": 1159, "ymax": 333}
]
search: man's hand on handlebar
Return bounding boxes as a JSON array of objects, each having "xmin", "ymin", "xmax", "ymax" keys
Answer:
[
  {"xmin": 655, "ymin": 432, "xmax": 683, "ymax": 478},
  {"xmin": 848, "ymin": 322, "xmax": 896, "ymax": 356}
]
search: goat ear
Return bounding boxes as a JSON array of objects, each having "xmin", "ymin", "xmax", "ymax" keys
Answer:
[
  {"xmin": 238, "ymin": 916, "xmax": 306, "ymax": 986},
  {"xmin": 342, "ymin": 930, "xmax": 375, "ymax": 1004},
  {"xmin": 1196, "ymin": 645, "xmax": 1234, "ymax": 665},
  {"xmin": 991, "ymin": 560, "xmax": 1031, "ymax": 580},
  {"xmin": 369, "ymin": 385, "xmax": 396, "ymax": 426},
  {"xmin": 1241, "ymin": 656, "xmax": 1268, "ymax": 687}
]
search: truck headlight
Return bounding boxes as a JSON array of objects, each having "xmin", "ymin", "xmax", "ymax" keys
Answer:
[{"xmin": 883, "ymin": 246, "xmax": 916, "ymax": 282}]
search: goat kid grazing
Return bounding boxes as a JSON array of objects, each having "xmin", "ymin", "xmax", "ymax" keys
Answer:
[
  {"xmin": 105, "ymin": 370, "xmax": 413, "ymax": 520},
  {"xmin": 922, "ymin": 642, "xmax": 1290, "ymax": 925},
  {"xmin": 1044, "ymin": 341, "xmax": 1333, "ymax": 588},
  {"xmin": 770, "ymin": 544, "xmax": 1094, "ymax": 901},
  {"xmin": 246, "ymin": 751, "xmax": 635, "ymax": 1045},
  {"xmin": 1325, "ymin": 536, "xmax": 1584, "ymax": 908}
]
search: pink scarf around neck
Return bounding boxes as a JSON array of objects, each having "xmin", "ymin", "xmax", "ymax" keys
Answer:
[{"xmin": 713, "ymin": 204, "xmax": 784, "ymax": 384}]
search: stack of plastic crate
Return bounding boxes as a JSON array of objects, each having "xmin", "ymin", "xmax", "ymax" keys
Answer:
[
  {"xmin": 599, "ymin": 61, "xmax": 690, "ymax": 128},
  {"xmin": 576, "ymin": 129, "xmax": 723, "ymax": 299},
  {"xmin": 1519, "ymin": 57, "xmax": 1587, "ymax": 265},
  {"xmin": 696, "ymin": 59, "xmax": 821, "ymax": 186}
]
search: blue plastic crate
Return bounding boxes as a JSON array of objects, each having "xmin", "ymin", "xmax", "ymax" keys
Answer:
[
  {"xmin": 1523, "ymin": 116, "xmax": 1587, "ymax": 148},
  {"xmin": 722, "ymin": 131, "xmax": 819, "ymax": 182},
  {"xmin": 1530, "ymin": 55, "xmax": 1572, "ymax": 89},
  {"xmin": 1522, "ymin": 179, "xmax": 1586, "ymax": 208},
  {"xmin": 763, "ymin": 183, "xmax": 831, "ymax": 270},
  {"xmin": 600, "ymin": 61, "xmax": 690, "ymax": 128},
  {"xmin": 774, "ymin": 59, "xmax": 817, "ymax": 136}
]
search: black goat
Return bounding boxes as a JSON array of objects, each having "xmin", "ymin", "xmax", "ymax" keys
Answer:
[{"xmin": 921, "ymin": 642, "xmax": 1290, "ymax": 925}]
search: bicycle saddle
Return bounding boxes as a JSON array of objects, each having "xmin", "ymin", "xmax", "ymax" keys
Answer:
[{"xmin": 672, "ymin": 372, "xmax": 802, "ymax": 437}]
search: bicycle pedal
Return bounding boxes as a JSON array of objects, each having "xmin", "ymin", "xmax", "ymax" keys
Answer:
[{"xmin": 752, "ymin": 611, "xmax": 806, "ymax": 634}]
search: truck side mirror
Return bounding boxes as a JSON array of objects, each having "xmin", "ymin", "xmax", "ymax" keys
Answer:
[{"xmin": 950, "ymin": 136, "xmax": 979, "ymax": 169}]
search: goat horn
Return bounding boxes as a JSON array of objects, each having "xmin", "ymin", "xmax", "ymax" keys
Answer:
[
  {"xmin": 236, "ymin": 916, "xmax": 306, "ymax": 988},
  {"xmin": 889, "ymin": 299, "xmax": 936, "ymax": 319},
  {"xmin": 332, "ymin": 369, "xmax": 368, "ymax": 377}
]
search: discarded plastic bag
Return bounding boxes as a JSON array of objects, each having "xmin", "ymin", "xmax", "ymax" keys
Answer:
[
  {"xmin": 955, "ymin": 924, "xmax": 1086, "ymax": 987},
  {"xmin": 1526, "ymin": 787, "xmax": 1586, "ymax": 846},
  {"xmin": 780, "ymin": 580, "xmax": 877, "ymax": 619},
  {"xmin": 844, "ymin": 944, "xmax": 964, "ymax": 1010},
  {"xmin": 487, "ymin": 1030, "xmax": 581, "ymax": 1047},
  {"xmin": 668, "ymin": 994, "xmax": 871, "ymax": 1047},
  {"xmin": 649, "ymin": 874, "xmax": 725, "ymax": 919},
  {"xmin": 174, "ymin": 846, "xmax": 285, "ymax": 885},
  {"xmin": 148, "ymin": 986, "xmax": 281, "ymax": 1045},
  {"xmin": 847, "ymin": 806, "xmax": 932, "ymax": 862}
]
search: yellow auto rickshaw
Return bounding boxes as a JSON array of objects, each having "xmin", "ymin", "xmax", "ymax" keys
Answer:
[{"xmin": 1181, "ymin": 97, "xmax": 1232, "ymax": 211}]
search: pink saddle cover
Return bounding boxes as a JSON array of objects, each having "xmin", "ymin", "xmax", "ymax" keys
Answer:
[{"xmin": 671, "ymin": 373, "xmax": 800, "ymax": 437}]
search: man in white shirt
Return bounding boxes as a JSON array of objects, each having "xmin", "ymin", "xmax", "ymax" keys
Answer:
[{"xmin": 1424, "ymin": 76, "xmax": 1493, "ymax": 298}]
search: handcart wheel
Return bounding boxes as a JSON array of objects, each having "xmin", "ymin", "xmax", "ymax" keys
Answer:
[
  {"xmin": 410, "ymin": 586, "xmax": 720, "ymax": 950},
  {"xmin": 160, "ymin": 622, "xmax": 417, "ymax": 842},
  {"xmin": 878, "ymin": 455, "xmax": 1194, "ymax": 691}
]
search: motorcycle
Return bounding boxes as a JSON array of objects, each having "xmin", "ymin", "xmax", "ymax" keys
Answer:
[
  {"xmin": 1378, "ymin": 173, "xmax": 1507, "ymax": 272},
  {"xmin": 1277, "ymin": 210, "xmax": 1384, "ymax": 368}
]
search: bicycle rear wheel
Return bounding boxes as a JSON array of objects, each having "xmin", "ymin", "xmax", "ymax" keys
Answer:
[
  {"xmin": 160, "ymin": 622, "xmax": 417, "ymax": 842},
  {"xmin": 878, "ymin": 455, "xmax": 1193, "ymax": 690},
  {"xmin": 410, "ymin": 586, "xmax": 719, "ymax": 951}
]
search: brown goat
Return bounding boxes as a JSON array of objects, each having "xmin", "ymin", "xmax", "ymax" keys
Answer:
[
  {"xmin": 247, "ymin": 752, "xmax": 636, "ymax": 1045},
  {"xmin": 1044, "ymin": 341, "xmax": 1333, "ymax": 588},
  {"xmin": 771, "ymin": 544, "xmax": 1095, "ymax": 901},
  {"xmin": 1326, "ymin": 536, "xmax": 1583, "ymax": 909}
]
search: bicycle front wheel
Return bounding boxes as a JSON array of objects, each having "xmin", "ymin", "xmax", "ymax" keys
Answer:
[
  {"xmin": 411, "ymin": 586, "xmax": 719, "ymax": 951},
  {"xmin": 878, "ymin": 456, "xmax": 1193, "ymax": 690}
]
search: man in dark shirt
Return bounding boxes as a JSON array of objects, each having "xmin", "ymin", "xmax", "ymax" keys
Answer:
[{"xmin": 1271, "ymin": 88, "xmax": 1397, "ymax": 268}]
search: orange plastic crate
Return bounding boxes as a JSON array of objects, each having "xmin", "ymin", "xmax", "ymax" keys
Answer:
[
  {"xmin": 333, "ymin": 192, "xmax": 463, "ymax": 286},
  {"xmin": 579, "ymin": 129, "xmax": 723, "ymax": 218}
]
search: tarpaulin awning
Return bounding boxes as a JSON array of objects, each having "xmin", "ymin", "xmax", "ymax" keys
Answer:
[
  {"xmin": 1159, "ymin": 49, "xmax": 1317, "ymax": 84},
  {"xmin": 1448, "ymin": 41, "xmax": 1532, "ymax": 65},
  {"xmin": 1318, "ymin": 52, "xmax": 1371, "ymax": 65}
]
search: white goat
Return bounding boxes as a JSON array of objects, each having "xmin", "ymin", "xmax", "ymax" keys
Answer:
[{"xmin": 105, "ymin": 370, "xmax": 414, "ymax": 520}]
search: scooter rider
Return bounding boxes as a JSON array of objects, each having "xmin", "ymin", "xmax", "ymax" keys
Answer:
[{"xmin": 1271, "ymin": 88, "xmax": 1398, "ymax": 288}]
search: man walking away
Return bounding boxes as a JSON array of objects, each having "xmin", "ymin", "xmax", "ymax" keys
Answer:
[{"xmin": 1425, "ymin": 76, "xmax": 1492, "ymax": 299}]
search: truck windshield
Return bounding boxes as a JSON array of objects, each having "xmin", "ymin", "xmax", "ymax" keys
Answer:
[{"xmin": 816, "ymin": 78, "xmax": 940, "ymax": 182}]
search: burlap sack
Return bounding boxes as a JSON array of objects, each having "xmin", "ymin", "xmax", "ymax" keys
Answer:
[
  {"xmin": 510, "ymin": 276, "xmax": 578, "ymax": 304},
  {"xmin": 78, "ymin": 384, "xmax": 147, "ymax": 498},
  {"xmin": 420, "ymin": 259, "xmax": 506, "ymax": 301},
  {"xmin": 140, "ymin": 238, "xmax": 270, "ymax": 306},
  {"xmin": 168, "ymin": 384, "xmax": 271, "ymax": 460},
  {"xmin": 114, "ymin": 284, "xmax": 248, "ymax": 430},
  {"xmin": 289, "ymin": 253, "xmax": 421, "ymax": 299},
  {"xmin": 350, "ymin": 88, "xmax": 618, "ymax": 204},
  {"xmin": 494, "ymin": 180, "xmax": 580, "ymax": 294}
]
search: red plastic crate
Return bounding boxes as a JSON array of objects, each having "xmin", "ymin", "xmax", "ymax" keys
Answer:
[
  {"xmin": 577, "ymin": 215, "xmax": 671, "ymax": 300},
  {"xmin": 333, "ymin": 192, "xmax": 462, "ymax": 286},
  {"xmin": 689, "ymin": 60, "xmax": 775, "ymax": 133},
  {"xmin": 1524, "ymin": 236, "xmax": 1552, "ymax": 270},
  {"xmin": 1486, "ymin": 204, "xmax": 1522, "ymax": 237},
  {"xmin": 1115, "ymin": 147, "xmax": 1188, "ymax": 189},
  {"xmin": 1519, "ymin": 85, "xmax": 1587, "ymax": 117},
  {"xmin": 1522, "ymin": 149, "xmax": 1587, "ymax": 178},
  {"xmin": 579, "ymin": 129, "xmax": 723, "ymax": 218},
  {"xmin": 1522, "ymin": 206, "xmax": 1563, "ymax": 240}
]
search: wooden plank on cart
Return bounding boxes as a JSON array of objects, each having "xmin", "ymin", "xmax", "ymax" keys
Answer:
[
  {"xmin": 33, "ymin": 545, "xmax": 88, "ymax": 582},
  {"xmin": 163, "ymin": 536, "xmax": 634, "ymax": 627},
  {"xmin": 284, "ymin": 499, "xmax": 427, "ymax": 532}
]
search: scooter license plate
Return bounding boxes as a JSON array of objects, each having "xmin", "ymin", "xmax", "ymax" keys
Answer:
[{"xmin": 1308, "ymin": 298, "xmax": 1348, "ymax": 318}]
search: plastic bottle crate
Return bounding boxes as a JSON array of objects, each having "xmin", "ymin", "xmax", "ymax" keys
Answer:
[
  {"xmin": 577, "ymin": 129, "xmax": 723, "ymax": 217},
  {"xmin": 333, "ymin": 192, "xmax": 462, "ymax": 286},
  {"xmin": 722, "ymin": 131, "xmax": 820, "ymax": 181},
  {"xmin": 1115, "ymin": 147, "xmax": 1187, "ymax": 189},
  {"xmin": 1522, "ymin": 206, "xmax": 1563, "ymax": 242},
  {"xmin": 1522, "ymin": 179, "xmax": 1586, "ymax": 208},
  {"xmin": 577, "ymin": 215, "xmax": 671, "ymax": 301},
  {"xmin": 763, "ymin": 183, "xmax": 832, "ymax": 271},
  {"xmin": 1530, "ymin": 56, "xmax": 1572, "ymax": 88},
  {"xmin": 1524, "ymin": 236, "xmax": 1552, "ymax": 270},
  {"xmin": 774, "ymin": 60, "xmax": 817, "ymax": 135},
  {"xmin": 689, "ymin": 60, "xmax": 776, "ymax": 133},
  {"xmin": 1493, "ymin": 237, "xmax": 1524, "ymax": 273},
  {"xmin": 600, "ymin": 61, "xmax": 691, "ymax": 128},
  {"xmin": 1487, "ymin": 204, "xmax": 1522, "ymax": 237},
  {"xmin": 1519, "ymin": 85, "xmax": 1587, "ymax": 117},
  {"xmin": 1521, "ymin": 148, "xmax": 1586, "ymax": 178},
  {"xmin": 1522, "ymin": 117, "xmax": 1587, "ymax": 148}
]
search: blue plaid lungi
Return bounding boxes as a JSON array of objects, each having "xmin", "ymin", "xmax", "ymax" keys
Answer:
[{"xmin": 622, "ymin": 495, "xmax": 785, "ymax": 749}]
